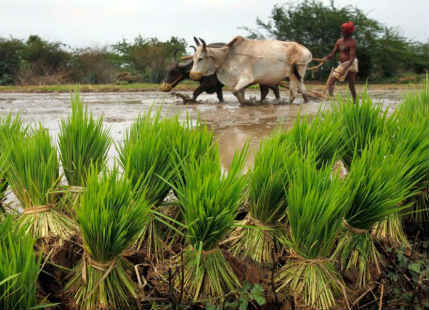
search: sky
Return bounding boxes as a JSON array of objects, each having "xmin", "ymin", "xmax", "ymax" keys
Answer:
[{"xmin": 1, "ymin": 0, "xmax": 428, "ymax": 49}]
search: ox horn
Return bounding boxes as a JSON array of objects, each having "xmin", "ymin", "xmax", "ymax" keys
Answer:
[
  {"xmin": 199, "ymin": 37, "xmax": 207, "ymax": 50},
  {"xmin": 180, "ymin": 55, "xmax": 193, "ymax": 61},
  {"xmin": 193, "ymin": 37, "xmax": 200, "ymax": 46},
  {"xmin": 190, "ymin": 45, "xmax": 197, "ymax": 52}
]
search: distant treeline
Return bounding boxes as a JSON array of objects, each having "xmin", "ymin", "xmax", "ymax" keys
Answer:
[
  {"xmin": 0, "ymin": 35, "xmax": 186, "ymax": 85},
  {"xmin": 0, "ymin": 0, "xmax": 428, "ymax": 86}
]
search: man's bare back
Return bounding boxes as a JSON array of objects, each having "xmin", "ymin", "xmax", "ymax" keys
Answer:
[{"xmin": 323, "ymin": 21, "xmax": 358, "ymax": 102}]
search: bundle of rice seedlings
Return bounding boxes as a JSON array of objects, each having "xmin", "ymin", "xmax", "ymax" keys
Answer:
[
  {"xmin": 0, "ymin": 113, "xmax": 28, "ymax": 212},
  {"xmin": 231, "ymin": 131, "xmax": 296, "ymax": 264},
  {"xmin": 373, "ymin": 109, "xmax": 429, "ymax": 243},
  {"xmin": 329, "ymin": 93, "xmax": 393, "ymax": 168},
  {"xmin": 5, "ymin": 126, "xmax": 74, "ymax": 241},
  {"xmin": 337, "ymin": 138, "xmax": 422, "ymax": 287},
  {"xmin": 0, "ymin": 216, "xmax": 42, "ymax": 309},
  {"xmin": 67, "ymin": 167, "xmax": 150, "ymax": 310},
  {"xmin": 276, "ymin": 152, "xmax": 347, "ymax": 310},
  {"xmin": 163, "ymin": 114, "xmax": 217, "ymax": 189},
  {"xmin": 118, "ymin": 110, "xmax": 175, "ymax": 258},
  {"xmin": 284, "ymin": 111, "xmax": 345, "ymax": 167},
  {"xmin": 58, "ymin": 92, "xmax": 111, "ymax": 188},
  {"xmin": 173, "ymin": 146, "xmax": 248, "ymax": 302},
  {"xmin": 390, "ymin": 84, "xmax": 429, "ymax": 223}
]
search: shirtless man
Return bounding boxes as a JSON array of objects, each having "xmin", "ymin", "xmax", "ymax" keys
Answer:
[{"xmin": 323, "ymin": 21, "xmax": 358, "ymax": 102}]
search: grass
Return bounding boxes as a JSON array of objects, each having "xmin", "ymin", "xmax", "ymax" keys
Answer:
[
  {"xmin": 67, "ymin": 167, "xmax": 150, "ymax": 310},
  {"xmin": 0, "ymin": 216, "xmax": 43, "ymax": 309},
  {"xmin": 173, "ymin": 145, "xmax": 248, "ymax": 302},
  {"xmin": 5, "ymin": 126, "xmax": 74, "ymax": 241},
  {"xmin": 276, "ymin": 151, "xmax": 347, "ymax": 310},
  {"xmin": 58, "ymin": 92, "xmax": 112, "ymax": 187}
]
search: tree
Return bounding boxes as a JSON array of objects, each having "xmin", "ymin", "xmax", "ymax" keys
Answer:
[
  {"xmin": 112, "ymin": 36, "xmax": 187, "ymax": 83},
  {"xmin": 247, "ymin": 0, "xmax": 427, "ymax": 81},
  {"xmin": 0, "ymin": 37, "xmax": 25, "ymax": 85}
]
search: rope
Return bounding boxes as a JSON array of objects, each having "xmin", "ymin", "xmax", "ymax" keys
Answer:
[
  {"xmin": 23, "ymin": 204, "xmax": 53, "ymax": 215},
  {"xmin": 68, "ymin": 186, "xmax": 86, "ymax": 193},
  {"xmin": 82, "ymin": 253, "xmax": 118, "ymax": 300},
  {"xmin": 288, "ymin": 253, "xmax": 332, "ymax": 264},
  {"xmin": 190, "ymin": 245, "xmax": 220, "ymax": 256},
  {"xmin": 343, "ymin": 218, "xmax": 370, "ymax": 235}
]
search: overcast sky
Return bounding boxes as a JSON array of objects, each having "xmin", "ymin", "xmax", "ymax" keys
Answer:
[{"xmin": 1, "ymin": 0, "xmax": 428, "ymax": 49}]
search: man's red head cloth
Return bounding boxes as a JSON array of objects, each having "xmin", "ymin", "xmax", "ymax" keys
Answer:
[{"xmin": 341, "ymin": 21, "xmax": 355, "ymax": 35}]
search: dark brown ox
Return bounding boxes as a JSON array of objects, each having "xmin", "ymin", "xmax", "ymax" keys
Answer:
[
  {"xmin": 190, "ymin": 36, "xmax": 312, "ymax": 105},
  {"xmin": 160, "ymin": 44, "xmax": 280, "ymax": 103}
]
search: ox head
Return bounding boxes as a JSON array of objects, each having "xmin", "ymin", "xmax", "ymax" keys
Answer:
[
  {"xmin": 189, "ymin": 37, "xmax": 217, "ymax": 81},
  {"xmin": 160, "ymin": 49, "xmax": 194, "ymax": 92}
]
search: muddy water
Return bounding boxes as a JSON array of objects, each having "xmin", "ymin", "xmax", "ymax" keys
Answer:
[{"xmin": 0, "ymin": 89, "xmax": 408, "ymax": 172}]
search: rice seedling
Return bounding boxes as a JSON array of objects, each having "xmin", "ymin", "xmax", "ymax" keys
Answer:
[
  {"xmin": 58, "ymin": 92, "xmax": 112, "ymax": 187},
  {"xmin": 67, "ymin": 167, "xmax": 150, "ymax": 310},
  {"xmin": 329, "ymin": 92, "xmax": 393, "ymax": 168},
  {"xmin": 173, "ymin": 145, "xmax": 248, "ymax": 303},
  {"xmin": 5, "ymin": 126, "xmax": 74, "ymax": 241},
  {"xmin": 276, "ymin": 151, "xmax": 348, "ymax": 310},
  {"xmin": 117, "ymin": 109, "xmax": 176, "ymax": 259},
  {"xmin": 230, "ymin": 130, "xmax": 296, "ymax": 264},
  {"xmin": 0, "ymin": 216, "xmax": 43, "ymax": 309},
  {"xmin": 0, "ymin": 113, "xmax": 28, "ymax": 212},
  {"xmin": 162, "ymin": 114, "xmax": 217, "ymax": 189},
  {"xmin": 284, "ymin": 111, "xmax": 345, "ymax": 167},
  {"xmin": 337, "ymin": 137, "xmax": 423, "ymax": 287},
  {"xmin": 390, "ymin": 83, "xmax": 429, "ymax": 223}
]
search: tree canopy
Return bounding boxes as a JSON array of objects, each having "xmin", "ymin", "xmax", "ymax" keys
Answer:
[{"xmin": 246, "ymin": 0, "xmax": 428, "ymax": 81}]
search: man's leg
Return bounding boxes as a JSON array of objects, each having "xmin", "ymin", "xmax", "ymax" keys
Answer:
[
  {"xmin": 327, "ymin": 74, "xmax": 337, "ymax": 97},
  {"xmin": 348, "ymin": 71, "xmax": 357, "ymax": 103}
]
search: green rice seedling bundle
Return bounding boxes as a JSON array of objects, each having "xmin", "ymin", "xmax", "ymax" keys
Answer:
[
  {"xmin": 173, "ymin": 146, "xmax": 248, "ymax": 302},
  {"xmin": 58, "ymin": 92, "xmax": 111, "ymax": 188},
  {"xmin": 337, "ymin": 138, "xmax": 422, "ymax": 288},
  {"xmin": 118, "ymin": 109, "xmax": 175, "ymax": 258},
  {"xmin": 373, "ymin": 107, "xmax": 429, "ymax": 242},
  {"xmin": 5, "ymin": 126, "xmax": 74, "ymax": 241},
  {"xmin": 329, "ymin": 92, "xmax": 393, "ymax": 168},
  {"xmin": 284, "ymin": 112, "xmax": 345, "ymax": 167},
  {"xmin": 67, "ymin": 167, "xmax": 150, "ymax": 310},
  {"xmin": 163, "ymin": 114, "xmax": 217, "ymax": 189},
  {"xmin": 0, "ymin": 216, "xmax": 42, "ymax": 309},
  {"xmin": 231, "ymin": 131, "xmax": 296, "ymax": 264},
  {"xmin": 0, "ymin": 114, "xmax": 28, "ymax": 212},
  {"xmin": 390, "ymin": 84, "xmax": 429, "ymax": 223},
  {"xmin": 276, "ymin": 151, "xmax": 347, "ymax": 310}
]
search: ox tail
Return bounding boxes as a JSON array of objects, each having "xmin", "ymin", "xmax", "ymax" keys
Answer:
[{"xmin": 292, "ymin": 63, "xmax": 302, "ymax": 81}]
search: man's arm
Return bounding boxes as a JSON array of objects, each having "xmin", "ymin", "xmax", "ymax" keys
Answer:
[{"xmin": 323, "ymin": 40, "xmax": 339, "ymax": 61}]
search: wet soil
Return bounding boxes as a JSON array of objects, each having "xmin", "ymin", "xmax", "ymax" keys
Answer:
[{"xmin": 0, "ymin": 88, "xmax": 411, "ymax": 171}]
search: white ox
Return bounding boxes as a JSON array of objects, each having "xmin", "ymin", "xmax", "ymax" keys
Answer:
[{"xmin": 190, "ymin": 36, "xmax": 312, "ymax": 104}]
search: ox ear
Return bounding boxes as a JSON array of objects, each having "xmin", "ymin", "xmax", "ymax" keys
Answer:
[{"xmin": 193, "ymin": 37, "xmax": 200, "ymax": 46}]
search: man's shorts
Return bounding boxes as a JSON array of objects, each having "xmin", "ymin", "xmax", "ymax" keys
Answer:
[{"xmin": 333, "ymin": 59, "xmax": 359, "ymax": 82}]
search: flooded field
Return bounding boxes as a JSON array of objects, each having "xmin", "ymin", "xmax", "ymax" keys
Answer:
[{"xmin": 0, "ymin": 88, "xmax": 414, "ymax": 171}]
